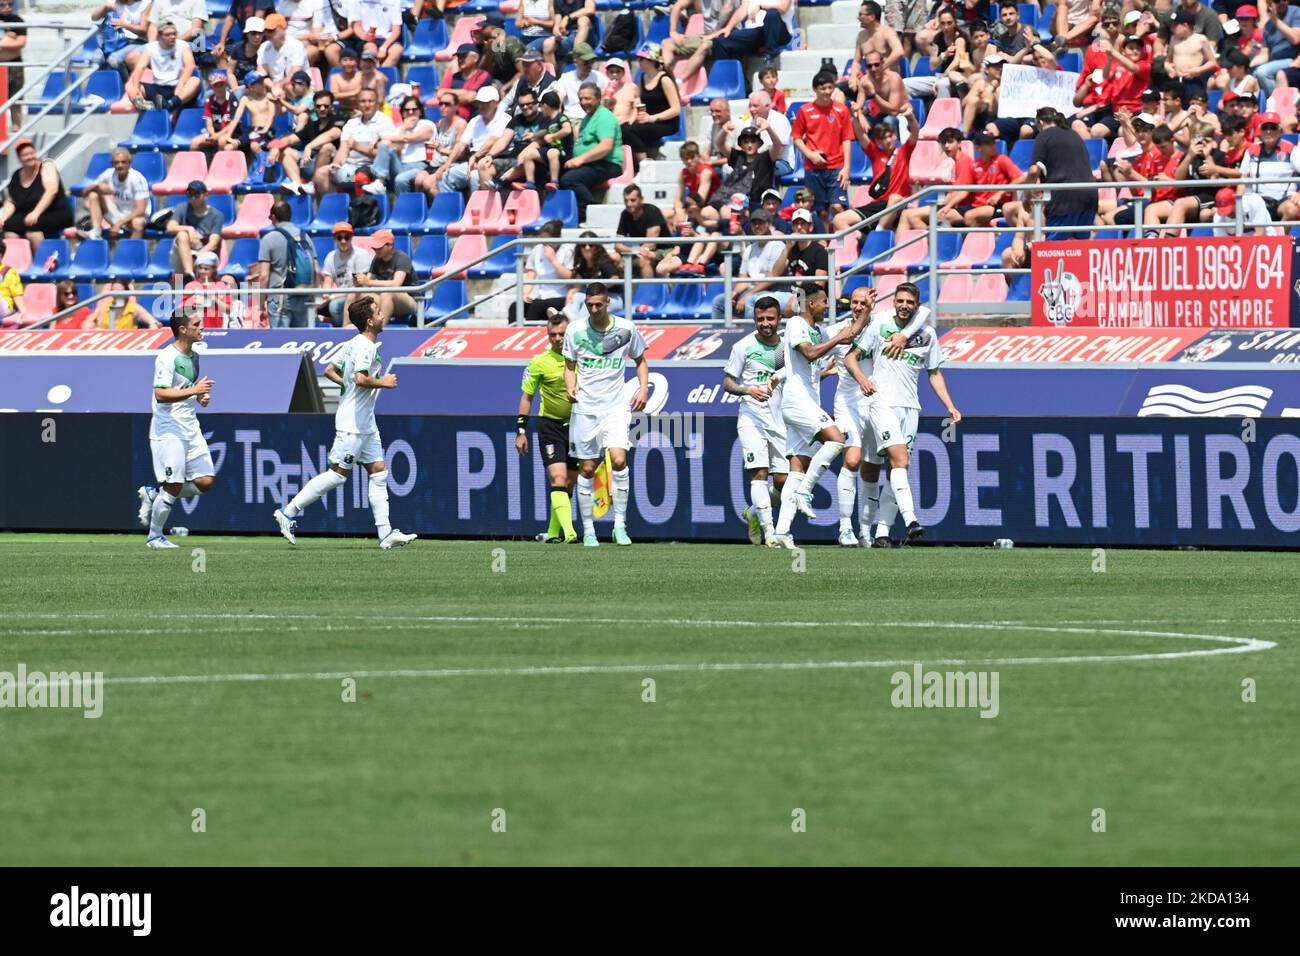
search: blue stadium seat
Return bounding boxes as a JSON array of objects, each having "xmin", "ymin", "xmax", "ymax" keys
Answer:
[
  {"xmin": 133, "ymin": 150, "xmax": 167, "ymax": 187},
  {"xmin": 1084, "ymin": 138, "xmax": 1106, "ymax": 171},
  {"xmin": 72, "ymin": 31, "xmax": 102, "ymax": 67},
  {"xmin": 72, "ymin": 153, "xmax": 112, "ymax": 196},
  {"xmin": 218, "ymin": 238, "xmax": 261, "ymax": 281},
  {"xmin": 404, "ymin": 65, "xmax": 439, "ymax": 99},
  {"xmin": 312, "ymin": 235, "xmax": 335, "ymax": 262},
  {"xmin": 386, "ymin": 192, "xmax": 428, "ymax": 234},
  {"xmin": 146, "ymin": 239, "xmax": 176, "ymax": 281},
  {"xmin": 66, "ymin": 239, "xmax": 111, "ymax": 281},
  {"xmin": 778, "ymin": 150, "xmax": 804, "ymax": 186},
  {"xmin": 1007, "ymin": 272, "xmax": 1032, "ymax": 301},
  {"xmin": 272, "ymin": 111, "xmax": 295, "ymax": 138},
  {"xmin": 308, "ymin": 193, "xmax": 351, "ymax": 234},
  {"xmin": 531, "ymin": 189, "xmax": 579, "ymax": 230},
  {"xmin": 162, "ymin": 108, "xmax": 204, "ymax": 150},
  {"xmin": 285, "ymin": 193, "xmax": 313, "ymax": 228},
  {"xmin": 406, "ymin": 19, "xmax": 449, "ymax": 61},
  {"xmin": 84, "ymin": 70, "xmax": 124, "ymax": 111},
  {"xmin": 467, "ymin": 236, "xmax": 517, "ymax": 278},
  {"xmin": 423, "ymin": 280, "xmax": 468, "ymax": 323},
  {"xmin": 21, "ymin": 240, "xmax": 71, "ymax": 281},
  {"xmin": 841, "ymin": 274, "xmax": 873, "ymax": 296},
  {"xmin": 1057, "ymin": 50, "xmax": 1082, "ymax": 73},
  {"xmin": 910, "ymin": 97, "xmax": 927, "ymax": 126},
  {"xmin": 412, "ymin": 234, "xmax": 449, "ymax": 275},
  {"xmin": 233, "ymin": 160, "xmax": 284, "ymax": 193},
  {"xmin": 630, "ymin": 282, "xmax": 666, "ymax": 316},
  {"xmin": 30, "ymin": 72, "xmax": 76, "ymax": 110},
  {"xmin": 1010, "ymin": 139, "xmax": 1035, "ymax": 170},
  {"xmin": 122, "ymin": 111, "xmax": 171, "ymax": 150},
  {"xmin": 105, "ymin": 239, "xmax": 150, "ymax": 281},
  {"xmin": 392, "ymin": 235, "xmax": 412, "ymax": 259},
  {"xmin": 695, "ymin": 60, "xmax": 745, "ymax": 105},
  {"xmin": 911, "ymin": 58, "xmax": 934, "ymax": 79},
  {"xmin": 662, "ymin": 282, "xmax": 707, "ymax": 320},
  {"xmin": 379, "ymin": 66, "xmax": 400, "ymax": 87},
  {"xmin": 852, "ymin": 230, "xmax": 895, "ymax": 270},
  {"xmin": 424, "ymin": 191, "xmax": 465, "ymax": 233},
  {"xmin": 646, "ymin": 13, "xmax": 671, "ymax": 45},
  {"xmin": 1208, "ymin": 89, "xmax": 1222, "ymax": 112},
  {"xmin": 849, "ymin": 146, "xmax": 872, "ymax": 183}
]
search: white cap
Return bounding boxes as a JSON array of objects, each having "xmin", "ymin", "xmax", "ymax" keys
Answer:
[
  {"xmin": 1122, "ymin": 10, "xmax": 1141, "ymax": 25},
  {"xmin": 984, "ymin": 53, "xmax": 1005, "ymax": 67},
  {"xmin": 244, "ymin": 16, "xmax": 266, "ymax": 32},
  {"xmin": 387, "ymin": 82, "xmax": 412, "ymax": 105},
  {"xmin": 791, "ymin": 208, "xmax": 813, "ymax": 223},
  {"xmin": 604, "ymin": 57, "xmax": 630, "ymax": 74},
  {"xmin": 474, "ymin": 85, "xmax": 500, "ymax": 103},
  {"xmin": 1135, "ymin": 112, "xmax": 1159, "ymax": 126}
]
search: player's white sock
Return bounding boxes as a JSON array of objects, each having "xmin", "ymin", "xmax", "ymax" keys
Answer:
[
  {"xmin": 837, "ymin": 467, "xmax": 856, "ymax": 532},
  {"xmin": 774, "ymin": 480, "xmax": 798, "ymax": 535},
  {"xmin": 875, "ymin": 475, "xmax": 898, "ymax": 539},
  {"xmin": 576, "ymin": 474, "xmax": 595, "ymax": 536},
  {"xmin": 611, "ymin": 466, "xmax": 630, "ymax": 528},
  {"xmin": 800, "ymin": 441, "xmax": 844, "ymax": 494},
  {"xmin": 284, "ymin": 469, "xmax": 347, "ymax": 519},
  {"xmin": 367, "ymin": 469, "xmax": 391, "ymax": 539},
  {"xmin": 178, "ymin": 481, "xmax": 204, "ymax": 498},
  {"xmin": 889, "ymin": 467, "xmax": 917, "ymax": 525},
  {"xmin": 149, "ymin": 490, "xmax": 176, "ymax": 537},
  {"xmin": 861, "ymin": 478, "xmax": 881, "ymax": 535},
  {"xmin": 769, "ymin": 484, "xmax": 781, "ymax": 509},
  {"xmin": 750, "ymin": 479, "xmax": 774, "ymax": 534}
]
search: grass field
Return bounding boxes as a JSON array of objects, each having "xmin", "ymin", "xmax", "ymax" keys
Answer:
[{"xmin": 1, "ymin": 532, "xmax": 1296, "ymax": 866}]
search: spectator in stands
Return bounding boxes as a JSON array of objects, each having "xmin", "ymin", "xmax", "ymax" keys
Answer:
[
  {"xmin": 0, "ymin": 140, "xmax": 75, "ymax": 257},
  {"xmin": 965, "ymin": 53, "xmax": 1036, "ymax": 146},
  {"xmin": 329, "ymin": 47, "xmax": 364, "ymax": 111},
  {"xmin": 711, "ymin": 125, "xmax": 778, "ymax": 214},
  {"xmin": 93, "ymin": 1, "xmax": 152, "ymax": 80},
  {"xmin": 553, "ymin": 1, "xmax": 598, "ymax": 63},
  {"xmin": 770, "ymin": 208, "xmax": 828, "ymax": 315},
  {"xmin": 191, "ymin": 73, "xmax": 236, "ymax": 153},
  {"xmin": 989, "ymin": 3, "xmax": 1037, "ymax": 63},
  {"xmin": 712, "ymin": 0, "xmax": 795, "ymax": 61},
  {"xmin": 1254, "ymin": 0, "xmax": 1300, "ymax": 94},
  {"xmin": 356, "ymin": 45, "xmax": 390, "ymax": 103},
  {"xmin": 1053, "ymin": 0, "xmax": 1102, "ymax": 51},
  {"xmin": 484, "ymin": 88, "xmax": 550, "ymax": 192},
  {"xmin": 0, "ymin": 238, "xmax": 25, "ymax": 326},
  {"xmin": 183, "ymin": 251, "xmax": 234, "ymax": 327},
  {"xmin": 885, "ymin": 0, "xmax": 928, "ymax": 57},
  {"xmin": 1160, "ymin": 0, "xmax": 1222, "ymax": 47},
  {"xmin": 897, "ymin": 127, "xmax": 973, "ymax": 232},
  {"xmin": 216, "ymin": 14, "xmax": 264, "ymax": 85},
  {"xmin": 662, "ymin": 193, "xmax": 721, "ymax": 273},
  {"xmin": 320, "ymin": 87, "xmax": 391, "ymax": 194},
  {"xmin": 963, "ymin": 130, "xmax": 1021, "ymax": 227},
  {"xmin": 1124, "ymin": 125, "xmax": 1186, "ymax": 234},
  {"xmin": 258, "ymin": 13, "xmax": 310, "ymax": 96},
  {"xmin": 149, "ymin": 0, "xmax": 207, "ymax": 54},
  {"xmin": 615, "ymin": 184, "xmax": 670, "ymax": 279},
  {"xmin": 502, "ymin": 48, "xmax": 557, "ymax": 114},
  {"xmin": 1098, "ymin": 112, "xmax": 1157, "ymax": 211},
  {"xmin": 1077, "ymin": 33, "xmax": 1151, "ymax": 140},
  {"xmin": 166, "ymin": 181, "xmax": 225, "ymax": 279},
  {"xmin": 126, "ymin": 21, "xmax": 201, "ymax": 114},
  {"xmin": 854, "ymin": 48, "xmax": 908, "ymax": 125},
  {"xmin": 354, "ymin": 229, "xmax": 416, "ymax": 324},
  {"xmin": 517, "ymin": 0, "xmax": 560, "ymax": 60},
  {"xmin": 514, "ymin": 89, "xmax": 573, "ymax": 190},
  {"xmin": 1222, "ymin": 6, "xmax": 1264, "ymax": 62},
  {"xmin": 846, "ymin": 1, "xmax": 905, "ymax": 108},
  {"xmin": 320, "ymin": 221, "xmax": 372, "ymax": 325},
  {"xmin": 677, "ymin": 142, "xmax": 719, "ymax": 211},
  {"xmin": 349, "ymin": 0, "xmax": 402, "ymax": 66},
  {"xmin": 274, "ymin": 69, "xmax": 317, "ymax": 126},
  {"xmin": 908, "ymin": 7, "xmax": 969, "ymax": 99},
  {"xmin": 710, "ymin": 206, "xmax": 785, "ymax": 322},
  {"xmin": 555, "ymin": 42, "xmax": 606, "ymax": 124},
  {"xmin": 759, "ymin": 187, "xmax": 790, "ymax": 233},
  {"xmin": 51, "ymin": 280, "xmax": 96, "ymax": 329},
  {"xmin": 1014, "ymin": 107, "xmax": 1100, "ymax": 242},
  {"xmin": 256, "ymin": 200, "xmax": 312, "ymax": 328},
  {"xmin": 315, "ymin": 1, "xmax": 357, "ymax": 69},
  {"xmin": 426, "ymin": 85, "xmax": 509, "ymax": 195},
  {"xmin": 757, "ymin": 66, "xmax": 786, "ymax": 113},
  {"xmin": 279, "ymin": 90, "xmax": 346, "ymax": 192},
  {"xmin": 559, "ymin": 82, "xmax": 624, "ymax": 216},
  {"xmin": 277, "ymin": 0, "xmax": 330, "ymax": 67},
  {"xmin": 218, "ymin": 72, "xmax": 278, "ymax": 164},
  {"xmin": 834, "ymin": 103, "xmax": 919, "ymax": 233},
  {"xmin": 1235, "ymin": 110, "xmax": 1300, "ymax": 215},
  {"xmin": 619, "ymin": 44, "xmax": 681, "ymax": 165},
  {"xmin": 702, "ymin": 98, "xmax": 733, "ymax": 170},
  {"xmin": 742, "ymin": 90, "xmax": 794, "ymax": 181},
  {"xmin": 80, "ymin": 148, "xmax": 150, "ymax": 241},
  {"xmin": 510, "ymin": 219, "xmax": 573, "ymax": 324},
  {"xmin": 1166, "ymin": 118, "xmax": 1239, "ymax": 231},
  {"xmin": 373, "ymin": 94, "xmax": 436, "ymax": 193},
  {"xmin": 1165, "ymin": 11, "xmax": 1219, "ymax": 100},
  {"xmin": 663, "ymin": 0, "xmax": 736, "ymax": 77},
  {"xmin": 474, "ymin": 13, "xmax": 527, "ymax": 85},
  {"xmin": 1217, "ymin": 49, "xmax": 1261, "ymax": 96},
  {"xmin": 794, "ymin": 72, "xmax": 855, "ymax": 230},
  {"xmin": 603, "ymin": 58, "xmax": 637, "ymax": 122},
  {"xmin": 0, "ymin": 0, "xmax": 28, "ymax": 130},
  {"xmin": 438, "ymin": 45, "xmax": 489, "ymax": 120},
  {"xmin": 1181, "ymin": 89, "xmax": 1221, "ymax": 140},
  {"xmin": 92, "ymin": 280, "xmax": 160, "ymax": 328}
]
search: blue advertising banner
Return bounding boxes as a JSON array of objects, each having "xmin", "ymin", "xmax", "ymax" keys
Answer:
[
  {"xmin": 196, "ymin": 328, "xmax": 435, "ymax": 374},
  {"xmin": 384, "ymin": 360, "xmax": 1300, "ymax": 419},
  {"xmin": 1175, "ymin": 328, "xmax": 1300, "ymax": 364},
  {"xmin": 3, "ymin": 415, "xmax": 1298, "ymax": 548}
]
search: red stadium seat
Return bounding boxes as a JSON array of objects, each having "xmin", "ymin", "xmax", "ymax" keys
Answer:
[
  {"xmin": 207, "ymin": 150, "xmax": 249, "ymax": 193},
  {"xmin": 222, "ymin": 193, "xmax": 274, "ymax": 238},
  {"xmin": 938, "ymin": 274, "xmax": 973, "ymax": 303},
  {"xmin": 873, "ymin": 230, "xmax": 928, "ymax": 274},
  {"xmin": 606, "ymin": 147, "xmax": 636, "ymax": 188},
  {"xmin": 909, "ymin": 139, "xmax": 955, "ymax": 185},
  {"xmin": 448, "ymin": 189, "xmax": 502, "ymax": 236},
  {"xmin": 436, "ymin": 16, "xmax": 484, "ymax": 62},
  {"xmin": 18, "ymin": 283, "xmax": 56, "ymax": 325},
  {"xmin": 685, "ymin": 14, "xmax": 706, "ymax": 34},
  {"xmin": 674, "ymin": 60, "xmax": 708, "ymax": 101},
  {"xmin": 430, "ymin": 232, "xmax": 487, "ymax": 279},
  {"xmin": 835, "ymin": 231, "xmax": 860, "ymax": 271},
  {"xmin": 490, "ymin": 188, "xmax": 541, "ymax": 234},
  {"xmin": 919, "ymin": 98, "xmax": 961, "ymax": 140},
  {"xmin": 942, "ymin": 232, "xmax": 996, "ymax": 270},
  {"xmin": 2, "ymin": 237, "xmax": 33, "ymax": 273},
  {"xmin": 1268, "ymin": 86, "xmax": 1298, "ymax": 117},
  {"xmin": 871, "ymin": 274, "xmax": 904, "ymax": 311},
  {"xmin": 972, "ymin": 273, "xmax": 1008, "ymax": 302},
  {"xmin": 153, "ymin": 151, "xmax": 208, "ymax": 195}
]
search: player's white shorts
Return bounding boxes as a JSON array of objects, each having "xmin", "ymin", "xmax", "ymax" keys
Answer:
[
  {"xmin": 151, "ymin": 433, "xmax": 215, "ymax": 484},
  {"xmin": 570, "ymin": 409, "xmax": 630, "ymax": 461},
  {"xmin": 836, "ymin": 392, "xmax": 886, "ymax": 464},
  {"xmin": 328, "ymin": 429, "xmax": 384, "ymax": 468},
  {"xmin": 737, "ymin": 413, "xmax": 789, "ymax": 474},
  {"xmin": 783, "ymin": 396, "xmax": 833, "ymax": 459},
  {"xmin": 868, "ymin": 403, "xmax": 919, "ymax": 456}
]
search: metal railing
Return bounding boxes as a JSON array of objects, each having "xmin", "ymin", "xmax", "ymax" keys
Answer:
[{"xmin": 0, "ymin": 19, "xmax": 102, "ymax": 166}]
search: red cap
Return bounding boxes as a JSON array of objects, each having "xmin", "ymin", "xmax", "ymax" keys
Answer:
[
  {"xmin": 371, "ymin": 229, "xmax": 395, "ymax": 246},
  {"xmin": 1260, "ymin": 111, "xmax": 1282, "ymax": 126},
  {"xmin": 1237, "ymin": 5, "xmax": 1259, "ymax": 17},
  {"xmin": 1215, "ymin": 187, "xmax": 1237, "ymax": 215},
  {"xmin": 1221, "ymin": 90, "xmax": 1239, "ymax": 103}
]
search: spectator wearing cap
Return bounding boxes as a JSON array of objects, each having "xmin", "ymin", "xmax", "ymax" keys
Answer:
[
  {"xmin": 1164, "ymin": 10, "xmax": 1218, "ymax": 100},
  {"xmin": 614, "ymin": 184, "xmax": 670, "ymax": 279},
  {"xmin": 1219, "ymin": 6, "xmax": 1264, "ymax": 65},
  {"xmin": 352, "ymin": 228, "xmax": 417, "ymax": 324},
  {"xmin": 257, "ymin": 13, "xmax": 310, "ymax": 96},
  {"xmin": 279, "ymin": 89, "xmax": 347, "ymax": 192},
  {"xmin": 256, "ymin": 200, "xmax": 313, "ymax": 328},
  {"xmin": 558, "ymin": 82, "xmax": 624, "ymax": 215},
  {"xmin": 320, "ymin": 221, "xmax": 373, "ymax": 326},
  {"xmin": 711, "ymin": 124, "xmax": 778, "ymax": 213},
  {"xmin": 217, "ymin": 71, "xmax": 278, "ymax": 159},
  {"xmin": 501, "ymin": 47, "xmax": 557, "ymax": 114},
  {"xmin": 357, "ymin": 43, "xmax": 390, "ymax": 103},
  {"xmin": 330, "ymin": 46, "xmax": 364, "ymax": 111},
  {"xmin": 710, "ymin": 207, "xmax": 787, "ymax": 322},
  {"xmin": 166, "ymin": 180, "xmax": 226, "ymax": 279},
  {"xmin": 834, "ymin": 103, "xmax": 919, "ymax": 233},
  {"xmin": 711, "ymin": 0, "xmax": 795, "ymax": 62},
  {"xmin": 1099, "ymin": 110, "xmax": 1159, "ymax": 201},
  {"xmin": 602, "ymin": 58, "xmax": 637, "ymax": 122},
  {"xmin": 126, "ymin": 20, "xmax": 201, "ymax": 114},
  {"xmin": 274, "ymin": 69, "xmax": 317, "ymax": 126},
  {"xmin": 319, "ymin": 87, "xmax": 392, "ymax": 194},
  {"xmin": 758, "ymin": 187, "xmax": 790, "ymax": 233},
  {"xmin": 555, "ymin": 41, "xmax": 607, "ymax": 124},
  {"xmin": 770, "ymin": 207, "xmax": 829, "ymax": 314},
  {"xmin": 214, "ymin": 14, "xmax": 263, "ymax": 81},
  {"xmin": 620, "ymin": 43, "xmax": 682, "ymax": 165},
  {"xmin": 82, "ymin": 147, "xmax": 150, "ymax": 241},
  {"xmin": 440, "ymin": 43, "xmax": 491, "ymax": 120},
  {"xmin": 426, "ymin": 85, "xmax": 510, "ymax": 195},
  {"xmin": 963, "ymin": 53, "xmax": 1038, "ymax": 146},
  {"xmin": 792, "ymin": 72, "xmax": 855, "ymax": 227},
  {"xmin": 1215, "ymin": 49, "xmax": 1260, "ymax": 98},
  {"xmin": 349, "ymin": 0, "xmax": 403, "ymax": 66},
  {"xmin": 183, "ymin": 251, "xmax": 235, "ymax": 328},
  {"xmin": 1253, "ymin": 0, "xmax": 1300, "ymax": 93},
  {"xmin": 1238, "ymin": 110, "xmax": 1300, "ymax": 215},
  {"xmin": 473, "ymin": 12, "xmax": 527, "ymax": 84},
  {"xmin": 1158, "ymin": 0, "xmax": 1222, "ymax": 48},
  {"xmin": 91, "ymin": 1, "xmax": 151, "ymax": 79},
  {"xmin": 192, "ymin": 72, "xmax": 236, "ymax": 152}
]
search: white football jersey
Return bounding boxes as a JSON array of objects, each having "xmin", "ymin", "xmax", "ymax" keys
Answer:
[
  {"xmin": 333, "ymin": 333, "xmax": 383, "ymax": 434},
  {"xmin": 149, "ymin": 343, "xmax": 202, "ymax": 440},
  {"xmin": 852, "ymin": 316, "xmax": 943, "ymax": 411},
  {"xmin": 562, "ymin": 315, "xmax": 647, "ymax": 418},
  {"xmin": 781, "ymin": 316, "xmax": 829, "ymax": 408},
  {"xmin": 723, "ymin": 332, "xmax": 783, "ymax": 426}
]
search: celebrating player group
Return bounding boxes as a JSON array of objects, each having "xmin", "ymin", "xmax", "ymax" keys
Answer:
[{"xmin": 135, "ymin": 281, "xmax": 956, "ymax": 549}]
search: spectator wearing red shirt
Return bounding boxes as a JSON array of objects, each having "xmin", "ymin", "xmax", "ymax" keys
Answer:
[
  {"xmin": 1108, "ymin": 34, "xmax": 1153, "ymax": 109},
  {"xmin": 965, "ymin": 130, "xmax": 1022, "ymax": 226},
  {"xmin": 791, "ymin": 71, "xmax": 855, "ymax": 226},
  {"xmin": 182, "ymin": 252, "xmax": 235, "ymax": 327},
  {"xmin": 1103, "ymin": 119, "xmax": 1181, "ymax": 229},
  {"xmin": 832, "ymin": 103, "xmax": 919, "ymax": 233},
  {"xmin": 677, "ymin": 140, "xmax": 719, "ymax": 207},
  {"xmin": 898, "ymin": 127, "xmax": 974, "ymax": 231},
  {"xmin": 440, "ymin": 44, "xmax": 491, "ymax": 120},
  {"xmin": 1137, "ymin": 126, "xmax": 1187, "ymax": 232}
]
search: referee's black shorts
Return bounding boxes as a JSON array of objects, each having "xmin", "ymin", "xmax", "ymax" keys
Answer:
[{"xmin": 537, "ymin": 417, "xmax": 577, "ymax": 470}]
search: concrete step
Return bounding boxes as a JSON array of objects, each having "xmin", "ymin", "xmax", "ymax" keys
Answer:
[
  {"xmin": 780, "ymin": 48, "xmax": 855, "ymax": 74},
  {"xmin": 830, "ymin": 1, "xmax": 862, "ymax": 24},
  {"xmin": 633, "ymin": 178, "xmax": 676, "ymax": 207},
  {"xmin": 808, "ymin": 21, "xmax": 861, "ymax": 51},
  {"xmin": 756, "ymin": 67, "xmax": 820, "ymax": 93},
  {"xmin": 635, "ymin": 159, "xmax": 684, "ymax": 184},
  {"xmin": 584, "ymin": 203, "xmax": 623, "ymax": 233}
]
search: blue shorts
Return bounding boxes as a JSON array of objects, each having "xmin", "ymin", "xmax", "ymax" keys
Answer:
[
  {"xmin": 1044, "ymin": 209, "xmax": 1098, "ymax": 242},
  {"xmin": 804, "ymin": 167, "xmax": 849, "ymax": 212}
]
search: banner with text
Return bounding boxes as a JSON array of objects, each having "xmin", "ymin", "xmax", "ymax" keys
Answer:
[
  {"xmin": 998, "ymin": 64, "xmax": 1081, "ymax": 119},
  {"xmin": 941, "ymin": 327, "xmax": 1206, "ymax": 363}
]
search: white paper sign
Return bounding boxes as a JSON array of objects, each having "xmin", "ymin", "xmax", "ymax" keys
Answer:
[{"xmin": 998, "ymin": 64, "xmax": 1081, "ymax": 119}]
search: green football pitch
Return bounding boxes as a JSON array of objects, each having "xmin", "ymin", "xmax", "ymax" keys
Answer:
[{"xmin": 1, "ymin": 533, "xmax": 1296, "ymax": 866}]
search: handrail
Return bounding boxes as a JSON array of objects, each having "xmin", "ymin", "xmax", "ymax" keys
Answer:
[{"xmin": 0, "ymin": 21, "xmax": 99, "ymax": 157}]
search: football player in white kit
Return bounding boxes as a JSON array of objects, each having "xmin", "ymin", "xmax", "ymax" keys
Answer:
[
  {"xmin": 844, "ymin": 282, "xmax": 960, "ymax": 545},
  {"xmin": 722, "ymin": 295, "xmax": 788, "ymax": 545},
  {"xmin": 137, "ymin": 309, "xmax": 217, "ymax": 549},
  {"xmin": 273, "ymin": 296, "xmax": 417, "ymax": 549},
  {"xmin": 563, "ymin": 282, "xmax": 650, "ymax": 547},
  {"xmin": 828, "ymin": 286, "xmax": 927, "ymax": 547},
  {"xmin": 769, "ymin": 284, "xmax": 867, "ymax": 549}
]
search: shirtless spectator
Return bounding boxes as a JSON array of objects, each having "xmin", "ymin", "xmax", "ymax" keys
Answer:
[
  {"xmin": 217, "ymin": 72, "xmax": 279, "ymax": 161},
  {"xmin": 329, "ymin": 47, "xmax": 363, "ymax": 111},
  {"xmin": 1164, "ymin": 10, "xmax": 1218, "ymax": 100},
  {"xmin": 357, "ymin": 45, "xmax": 389, "ymax": 105}
]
